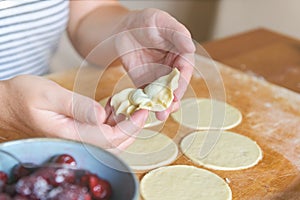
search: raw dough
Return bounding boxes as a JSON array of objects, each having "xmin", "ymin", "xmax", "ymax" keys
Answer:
[
  {"xmin": 180, "ymin": 131, "xmax": 263, "ymax": 170},
  {"xmin": 118, "ymin": 129, "xmax": 178, "ymax": 171},
  {"xmin": 110, "ymin": 68, "xmax": 180, "ymax": 116},
  {"xmin": 140, "ymin": 165, "xmax": 232, "ymax": 200},
  {"xmin": 171, "ymin": 98, "xmax": 242, "ymax": 130},
  {"xmin": 99, "ymin": 97, "xmax": 163, "ymax": 128}
]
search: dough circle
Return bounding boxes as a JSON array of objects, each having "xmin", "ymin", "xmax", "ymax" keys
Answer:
[
  {"xmin": 171, "ymin": 98, "xmax": 242, "ymax": 130},
  {"xmin": 140, "ymin": 165, "xmax": 232, "ymax": 200},
  {"xmin": 180, "ymin": 131, "xmax": 263, "ymax": 170},
  {"xmin": 99, "ymin": 97, "xmax": 163, "ymax": 128},
  {"xmin": 118, "ymin": 129, "xmax": 178, "ymax": 171}
]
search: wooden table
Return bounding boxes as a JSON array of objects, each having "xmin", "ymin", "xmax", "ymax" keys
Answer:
[
  {"xmin": 1, "ymin": 28, "xmax": 300, "ymax": 199},
  {"xmin": 203, "ymin": 28, "xmax": 300, "ymax": 93}
]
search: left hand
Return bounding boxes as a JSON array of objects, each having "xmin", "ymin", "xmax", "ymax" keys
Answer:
[
  {"xmin": 113, "ymin": 8, "xmax": 195, "ymax": 120},
  {"xmin": 1, "ymin": 75, "xmax": 148, "ymax": 152}
]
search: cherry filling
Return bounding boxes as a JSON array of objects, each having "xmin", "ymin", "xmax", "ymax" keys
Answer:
[
  {"xmin": 52, "ymin": 154, "xmax": 77, "ymax": 167},
  {"xmin": 0, "ymin": 154, "xmax": 112, "ymax": 200},
  {"xmin": 0, "ymin": 171, "xmax": 8, "ymax": 192}
]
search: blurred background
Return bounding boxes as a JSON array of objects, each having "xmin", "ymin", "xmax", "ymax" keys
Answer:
[{"xmin": 50, "ymin": 0, "xmax": 300, "ymax": 72}]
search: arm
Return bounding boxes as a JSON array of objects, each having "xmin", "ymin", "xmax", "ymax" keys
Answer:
[
  {"xmin": 68, "ymin": 0, "xmax": 129, "ymax": 58},
  {"xmin": 68, "ymin": 0, "xmax": 195, "ymax": 120},
  {"xmin": 0, "ymin": 1, "xmax": 148, "ymax": 151}
]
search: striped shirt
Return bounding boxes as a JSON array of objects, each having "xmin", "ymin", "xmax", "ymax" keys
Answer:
[{"xmin": 0, "ymin": 0, "xmax": 69, "ymax": 80}]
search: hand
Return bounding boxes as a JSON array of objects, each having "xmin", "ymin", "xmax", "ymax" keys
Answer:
[
  {"xmin": 0, "ymin": 75, "xmax": 148, "ymax": 152},
  {"xmin": 114, "ymin": 8, "xmax": 195, "ymax": 120}
]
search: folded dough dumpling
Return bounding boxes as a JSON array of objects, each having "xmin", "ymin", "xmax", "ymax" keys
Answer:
[{"xmin": 111, "ymin": 68, "xmax": 180, "ymax": 116}]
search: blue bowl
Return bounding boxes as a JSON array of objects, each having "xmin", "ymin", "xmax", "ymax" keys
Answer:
[{"xmin": 0, "ymin": 138, "xmax": 139, "ymax": 200}]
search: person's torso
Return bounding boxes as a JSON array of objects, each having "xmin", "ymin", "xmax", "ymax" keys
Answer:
[{"xmin": 0, "ymin": 0, "xmax": 69, "ymax": 80}]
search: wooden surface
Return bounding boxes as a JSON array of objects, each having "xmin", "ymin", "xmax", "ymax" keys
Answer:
[
  {"xmin": 202, "ymin": 28, "xmax": 300, "ymax": 93},
  {"xmin": 1, "ymin": 29, "xmax": 300, "ymax": 199},
  {"xmin": 45, "ymin": 57, "xmax": 300, "ymax": 200}
]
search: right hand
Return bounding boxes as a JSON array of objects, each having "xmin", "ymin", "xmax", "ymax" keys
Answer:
[
  {"xmin": 0, "ymin": 75, "xmax": 148, "ymax": 152},
  {"xmin": 113, "ymin": 8, "xmax": 195, "ymax": 120}
]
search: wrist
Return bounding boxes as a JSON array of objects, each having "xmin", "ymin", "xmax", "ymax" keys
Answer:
[{"xmin": 70, "ymin": 4, "xmax": 130, "ymax": 58}]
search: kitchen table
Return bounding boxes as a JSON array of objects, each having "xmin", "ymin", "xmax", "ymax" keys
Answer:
[{"xmin": 1, "ymin": 28, "xmax": 300, "ymax": 199}]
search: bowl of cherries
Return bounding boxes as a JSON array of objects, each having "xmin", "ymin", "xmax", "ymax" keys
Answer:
[{"xmin": 0, "ymin": 138, "xmax": 139, "ymax": 200}]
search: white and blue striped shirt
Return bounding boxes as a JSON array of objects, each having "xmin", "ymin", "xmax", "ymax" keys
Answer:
[{"xmin": 0, "ymin": 0, "xmax": 69, "ymax": 80}]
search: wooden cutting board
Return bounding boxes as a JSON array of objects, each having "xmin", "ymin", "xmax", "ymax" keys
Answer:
[{"xmin": 46, "ymin": 57, "xmax": 300, "ymax": 199}]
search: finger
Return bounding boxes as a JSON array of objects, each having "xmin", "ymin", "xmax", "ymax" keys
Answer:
[
  {"xmin": 110, "ymin": 109, "xmax": 148, "ymax": 150},
  {"xmin": 38, "ymin": 112, "xmax": 111, "ymax": 148},
  {"xmin": 156, "ymin": 103, "xmax": 172, "ymax": 121},
  {"xmin": 155, "ymin": 11, "xmax": 195, "ymax": 53},
  {"xmin": 114, "ymin": 109, "xmax": 148, "ymax": 136},
  {"xmin": 55, "ymin": 110, "xmax": 147, "ymax": 150},
  {"xmin": 104, "ymin": 97, "xmax": 116, "ymax": 125},
  {"xmin": 155, "ymin": 101, "xmax": 180, "ymax": 121},
  {"xmin": 106, "ymin": 112, "xmax": 126, "ymax": 126},
  {"xmin": 171, "ymin": 101, "xmax": 180, "ymax": 113},
  {"xmin": 60, "ymin": 122, "xmax": 113, "ymax": 148},
  {"xmin": 173, "ymin": 53, "xmax": 194, "ymax": 101},
  {"xmin": 46, "ymin": 86, "xmax": 106, "ymax": 125},
  {"xmin": 105, "ymin": 97, "xmax": 128, "ymax": 126},
  {"xmin": 71, "ymin": 93, "xmax": 107, "ymax": 125},
  {"xmin": 104, "ymin": 97, "xmax": 112, "ymax": 116},
  {"xmin": 94, "ymin": 109, "xmax": 148, "ymax": 149},
  {"xmin": 164, "ymin": 28, "xmax": 195, "ymax": 54},
  {"xmin": 107, "ymin": 135, "xmax": 137, "ymax": 155},
  {"xmin": 105, "ymin": 111, "xmax": 114, "ymax": 126},
  {"xmin": 126, "ymin": 63, "xmax": 173, "ymax": 88}
]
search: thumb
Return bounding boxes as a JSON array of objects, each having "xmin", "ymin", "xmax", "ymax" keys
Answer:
[
  {"xmin": 71, "ymin": 93, "xmax": 107, "ymax": 125},
  {"xmin": 115, "ymin": 109, "xmax": 149, "ymax": 136},
  {"xmin": 51, "ymin": 89, "xmax": 106, "ymax": 125}
]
